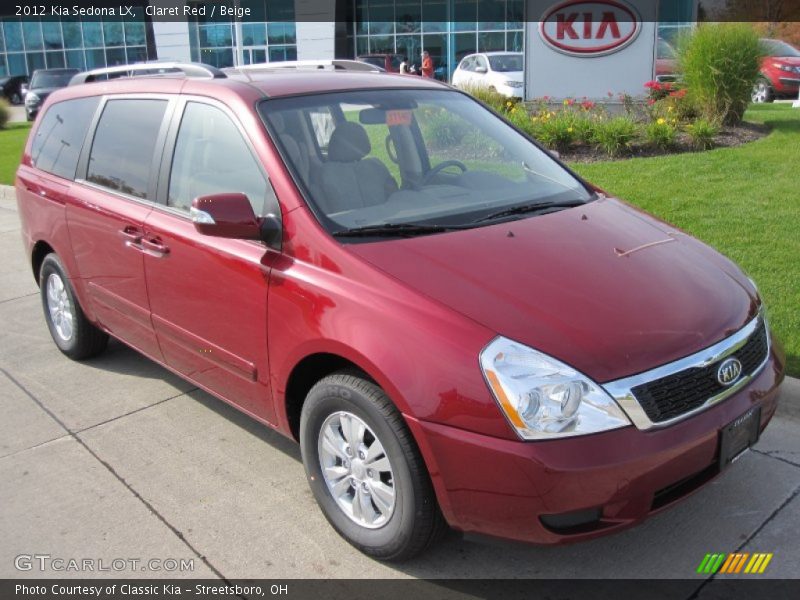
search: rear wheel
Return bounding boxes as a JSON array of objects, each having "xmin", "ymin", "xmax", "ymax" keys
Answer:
[
  {"xmin": 300, "ymin": 372, "xmax": 445, "ymax": 560},
  {"xmin": 40, "ymin": 254, "xmax": 108, "ymax": 360},
  {"xmin": 752, "ymin": 79, "xmax": 773, "ymax": 103}
]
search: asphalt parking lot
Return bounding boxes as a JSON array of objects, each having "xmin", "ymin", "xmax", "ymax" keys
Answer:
[{"xmin": 0, "ymin": 185, "xmax": 798, "ymax": 586}]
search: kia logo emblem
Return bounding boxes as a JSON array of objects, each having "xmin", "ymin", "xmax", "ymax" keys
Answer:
[
  {"xmin": 539, "ymin": 0, "xmax": 642, "ymax": 57},
  {"xmin": 717, "ymin": 358, "xmax": 743, "ymax": 387}
]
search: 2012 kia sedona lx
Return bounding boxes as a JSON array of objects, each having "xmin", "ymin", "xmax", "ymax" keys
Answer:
[{"xmin": 16, "ymin": 62, "xmax": 784, "ymax": 560}]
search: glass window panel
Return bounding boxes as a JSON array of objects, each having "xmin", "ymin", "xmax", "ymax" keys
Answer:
[
  {"xmin": 31, "ymin": 97, "xmax": 99, "ymax": 180},
  {"xmin": 422, "ymin": 0, "xmax": 447, "ymax": 32},
  {"xmin": 42, "ymin": 21, "xmax": 64, "ymax": 50},
  {"xmin": 355, "ymin": 0, "xmax": 368, "ymax": 35},
  {"xmin": 126, "ymin": 46, "xmax": 148, "ymax": 63},
  {"xmin": 65, "ymin": 50, "xmax": 86, "ymax": 71},
  {"xmin": 395, "ymin": 0, "xmax": 421, "ymax": 34},
  {"xmin": 88, "ymin": 99, "xmax": 168, "ymax": 199},
  {"xmin": 453, "ymin": 0, "xmax": 477, "ymax": 31},
  {"xmin": 103, "ymin": 22, "xmax": 124, "ymax": 47},
  {"xmin": 252, "ymin": 48, "xmax": 266, "ymax": 63},
  {"xmin": 45, "ymin": 51, "xmax": 65, "ymax": 68},
  {"xmin": 23, "ymin": 21, "xmax": 44, "ymax": 51},
  {"xmin": 3, "ymin": 20, "xmax": 24, "ymax": 52},
  {"xmin": 267, "ymin": 22, "xmax": 288, "ymax": 45},
  {"xmin": 506, "ymin": 0, "xmax": 524, "ymax": 29},
  {"xmin": 200, "ymin": 24, "xmax": 232, "ymax": 47},
  {"xmin": 356, "ymin": 36, "xmax": 369, "ymax": 56},
  {"xmin": 124, "ymin": 21, "xmax": 146, "ymax": 46},
  {"xmin": 105, "ymin": 47, "xmax": 126, "ymax": 66},
  {"xmin": 478, "ymin": 0, "xmax": 506, "ymax": 30},
  {"xmin": 369, "ymin": 35, "xmax": 394, "ymax": 54},
  {"xmin": 169, "ymin": 102, "xmax": 277, "ymax": 216},
  {"xmin": 27, "ymin": 52, "xmax": 46, "ymax": 73},
  {"xmin": 62, "ymin": 21, "xmax": 83, "ymax": 49},
  {"xmin": 479, "ymin": 31, "xmax": 505, "ymax": 52},
  {"xmin": 369, "ymin": 0, "xmax": 394, "ymax": 34},
  {"xmin": 7, "ymin": 53, "xmax": 27, "ymax": 76},
  {"xmin": 454, "ymin": 32, "xmax": 477, "ymax": 62},
  {"xmin": 396, "ymin": 35, "xmax": 422, "ymax": 64},
  {"xmin": 82, "ymin": 22, "xmax": 104, "ymax": 47},
  {"xmin": 506, "ymin": 30, "xmax": 523, "ymax": 53},
  {"xmin": 242, "ymin": 23, "xmax": 266, "ymax": 46},
  {"xmin": 200, "ymin": 48, "xmax": 234, "ymax": 68},
  {"xmin": 266, "ymin": 0, "xmax": 295, "ymax": 21},
  {"xmin": 283, "ymin": 22, "xmax": 296, "ymax": 44},
  {"xmin": 85, "ymin": 49, "xmax": 106, "ymax": 69}
]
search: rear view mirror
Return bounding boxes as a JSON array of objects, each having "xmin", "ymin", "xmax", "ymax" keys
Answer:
[{"xmin": 191, "ymin": 193, "xmax": 281, "ymax": 247}]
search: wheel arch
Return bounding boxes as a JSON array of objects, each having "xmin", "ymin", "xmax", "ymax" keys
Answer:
[{"xmin": 31, "ymin": 240, "xmax": 56, "ymax": 284}]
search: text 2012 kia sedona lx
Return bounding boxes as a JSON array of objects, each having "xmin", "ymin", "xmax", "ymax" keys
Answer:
[{"xmin": 16, "ymin": 62, "xmax": 784, "ymax": 560}]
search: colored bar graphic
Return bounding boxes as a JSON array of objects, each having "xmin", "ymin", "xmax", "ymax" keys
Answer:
[{"xmin": 701, "ymin": 553, "xmax": 774, "ymax": 575}]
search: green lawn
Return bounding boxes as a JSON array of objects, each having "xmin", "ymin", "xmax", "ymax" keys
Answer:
[
  {"xmin": 0, "ymin": 122, "xmax": 31, "ymax": 186},
  {"xmin": 571, "ymin": 104, "xmax": 800, "ymax": 377}
]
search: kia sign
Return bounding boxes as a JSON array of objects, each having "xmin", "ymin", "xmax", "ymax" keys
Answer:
[{"xmin": 539, "ymin": 0, "xmax": 642, "ymax": 57}]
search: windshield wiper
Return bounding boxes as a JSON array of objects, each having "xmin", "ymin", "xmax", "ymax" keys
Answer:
[
  {"xmin": 475, "ymin": 199, "xmax": 588, "ymax": 223},
  {"xmin": 332, "ymin": 222, "xmax": 466, "ymax": 238}
]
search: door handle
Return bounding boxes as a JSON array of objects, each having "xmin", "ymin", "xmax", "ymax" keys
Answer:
[
  {"xmin": 119, "ymin": 226, "xmax": 143, "ymax": 248},
  {"xmin": 140, "ymin": 237, "xmax": 170, "ymax": 258}
]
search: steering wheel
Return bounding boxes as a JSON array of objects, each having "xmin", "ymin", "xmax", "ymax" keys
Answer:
[{"xmin": 420, "ymin": 160, "xmax": 467, "ymax": 186}]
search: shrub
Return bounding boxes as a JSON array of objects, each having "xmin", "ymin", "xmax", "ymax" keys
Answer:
[
  {"xmin": 461, "ymin": 85, "xmax": 515, "ymax": 115},
  {"xmin": 0, "ymin": 99, "xmax": 9, "ymax": 129},
  {"xmin": 420, "ymin": 107, "xmax": 471, "ymax": 149},
  {"xmin": 591, "ymin": 116, "xmax": 638, "ymax": 157},
  {"xmin": 678, "ymin": 23, "xmax": 763, "ymax": 124},
  {"xmin": 686, "ymin": 118, "xmax": 720, "ymax": 150},
  {"xmin": 534, "ymin": 112, "xmax": 577, "ymax": 152},
  {"xmin": 645, "ymin": 118, "xmax": 677, "ymax": 149}
]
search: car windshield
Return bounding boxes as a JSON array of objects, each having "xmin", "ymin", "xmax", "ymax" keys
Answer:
[
  {"xmin": 260, "ymin": 89, "xmax": 591, "ymax": 238},
  {"xmin": 761, "ymin": 40, "xmax": 800, "ymax": 57},
  {"xmin": 488, "ymin": 54, "xmax": 523, "ymax": 72},
  {"xmin": 30, "ymin": 71, "xmax": 76, "ymax": 89}
]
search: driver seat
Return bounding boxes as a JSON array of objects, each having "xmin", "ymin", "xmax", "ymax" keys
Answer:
[{"xmin": 319, "ymin": 122, "xmax": 398, "ymax": 214}]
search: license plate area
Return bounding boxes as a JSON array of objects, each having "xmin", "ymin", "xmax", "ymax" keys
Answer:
[{"xmin": 719, "ymin": 407, "xmax": 761, "ymax": 470}]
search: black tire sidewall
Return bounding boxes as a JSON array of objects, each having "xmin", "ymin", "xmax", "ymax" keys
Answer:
[
  {"xmin": 300, "ymin": 378, "xmax": 419, "ymax": 557},
  {"xmin": 40, "ymin": 255, "xmax": 81, "ymax": 354}
]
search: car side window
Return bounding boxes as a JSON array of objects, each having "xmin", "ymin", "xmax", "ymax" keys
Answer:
[
  {"xmin": 475, "ymin": 56, "xmax": 488, "ymax": 71},
  {"xmin": 460, "ymin": 57, "xmax": 474, "ymax": 72},
  {"xmin": 31, "ymin": 96, "xmax": 99, "ymax": 180},
  {"xmin": 168, "ymin": 102, "xmax": 279, "ymax": 217},
  {"xmin": 87, "ymin": 99, "xmax": 168, "ymax": 199}
]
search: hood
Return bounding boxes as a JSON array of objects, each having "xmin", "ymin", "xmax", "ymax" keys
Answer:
[
  {"xmin": 767, "ymin": 57, "xmax": 800, "ymax": 67},
  {"xmin": 27, "ymin": 88, "xmax": 59, "ymax": 99},
  {"xmin": 349, "ymin": 198, "xmax": 759, "ymax": 383}
]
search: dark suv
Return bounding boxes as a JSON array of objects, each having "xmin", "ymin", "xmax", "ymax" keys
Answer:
[
  {"xmin": 24, "ymin": 68, "xmax": 79, "ymax": 120},
  {"xmin": 16, "ymin": 62, "xmax": 784, "ymax": 560},
  {"xmin": 1, "ymin": 75, "xmax": 28, "ymax": 105}
]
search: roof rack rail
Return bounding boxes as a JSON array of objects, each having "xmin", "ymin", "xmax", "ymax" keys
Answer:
[
  {"xmin": 232, "ymin": 59, "xmax": 383, "ymax": 73},
  {"xmin": 69, "ymin": 62, "xmax": 227, "ymax": 85}
]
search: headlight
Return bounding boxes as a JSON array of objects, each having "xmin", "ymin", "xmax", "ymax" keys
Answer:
[
  {"xmin": 773, "ymin": 63, "xmax": 796, "ymax": 72},
  {"xmin": 480, "ymin": 337, "xmax": 630, "ymax": 440},
  {"xmin": 25, "ymin": 93, "xmax": 39, "ymax": 105}
]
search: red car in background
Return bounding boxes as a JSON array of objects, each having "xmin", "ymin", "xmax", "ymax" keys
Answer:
[
  {"xmin": 356, "ymin": 53, "xmax": 403, "ymax": 73},
  {"xmin": 655, "ymin": 38, "xmax": 678, "ymax": 82},
  {"xmin": 753, "ymin": 38, "xmax": 800, "ymax": 103}
]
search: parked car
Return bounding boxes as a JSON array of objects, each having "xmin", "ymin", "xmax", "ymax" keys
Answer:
[
  {"xmin": 0, "ymin": 75, "xmax": 29, "ymax": 105},
  {"xmin": 24, "ymin": 68, "xmax": 79, "ymax": 120},
  {"xmin": 452, "ymin": 52, "xmax": 524, "ymax": 97},
  {"xmin": 17, "ymin": 63, "xmax": 784, "ymax": 560},
  {"xmin": 356, "ymin": 53, "xmax": 402, "ymax": 73},
  {"xmin": 753, "ymin": 39, "xmax": 800, "ymax": 103},
  {"xmin": 655, "ymin": 38, "xmax": 678, "ymax": 82}
]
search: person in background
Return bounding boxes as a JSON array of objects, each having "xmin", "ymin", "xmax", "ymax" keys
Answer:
[
  {"xmin": 399, "ymin": 56, "xmax": 411, "ymax": 74},
  {"xmin": 421, "ymin": 51, "xmax": 434, "ymax": 78}
]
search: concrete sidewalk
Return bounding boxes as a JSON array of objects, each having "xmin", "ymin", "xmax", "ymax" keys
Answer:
[{"xmin": 0, "ymin": 188, "xmax": 798, "ymax": 586}]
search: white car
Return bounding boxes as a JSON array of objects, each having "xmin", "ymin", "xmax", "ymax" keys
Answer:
[{"xmin": 451, "ymin": 52, "xmax": 524, "ymax": 98}]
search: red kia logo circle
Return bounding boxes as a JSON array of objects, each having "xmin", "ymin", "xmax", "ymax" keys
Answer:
[{"xmin": 539, "ymin": 0, "xmax": 642, "ymax": 57}]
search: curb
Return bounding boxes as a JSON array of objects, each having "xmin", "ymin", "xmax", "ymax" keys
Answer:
[{"xmin": 0, "ymin": 183, "xmax": 15, "ymax": 203}]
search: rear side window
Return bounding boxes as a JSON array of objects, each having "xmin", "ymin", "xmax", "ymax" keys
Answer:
[
  {"xmin": 87, "ymin": 99, "xmax": 168, "ymax": 199},
  {"xmin": 168, "ymin": 102, "xmax": 278, "ymax": 217},
  {"xmin": 31, "ymin": 97, "xmax": 99, "ymax": 180}
]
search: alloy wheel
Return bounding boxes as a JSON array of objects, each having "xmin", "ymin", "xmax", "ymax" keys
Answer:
[{"xmin": 46, "ymin": 273, "xmax": 74, "ymax": 342}]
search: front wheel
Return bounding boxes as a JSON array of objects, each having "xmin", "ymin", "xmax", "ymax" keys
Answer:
[
  {"xmin": 40, "ymin": 254, "xmax": 108, "ymax": 360},
  {"xmin": 300, "ymin": 373, "xmax": 445, "ymax": 560},
  {"xmin": 752, "ymin": 79, "xmax": 773, "ymax": 103}
]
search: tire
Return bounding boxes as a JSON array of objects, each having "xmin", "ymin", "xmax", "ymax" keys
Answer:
[
  {"xmin": 40, "ymin": 254, "xmax": 108, "ymax": 360},
  {"xmin": 10, "ymin": 92, "xmax": 21, "ymax": 105},
  {"xmin": 300, "ymin": 372, "xmax": 446, "ymax": 561},
  {"xmin": 752, "ymin": 79, "xmax": 773, "ymax": 104}
]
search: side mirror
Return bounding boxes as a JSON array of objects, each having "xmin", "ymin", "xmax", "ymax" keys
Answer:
[
  {"xmin": 21, "ymin": 85, "xmax": 28, "ymax": 95},
  {"xmin": 475, "ymin": 66, "xmax": 488, "ymax": 74},
  {"xmin": 191, "ymin": 193, "xmax": 281, "ymax": 248}
]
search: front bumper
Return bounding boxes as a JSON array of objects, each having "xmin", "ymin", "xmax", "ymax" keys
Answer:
[{"xmin": 408, "ymin": 344, "xmax": 784, "ymax": 545}]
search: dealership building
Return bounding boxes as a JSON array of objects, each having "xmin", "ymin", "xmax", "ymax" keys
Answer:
[{"xmin": 0, "ymin": 0, "xmax": 695, "ymax": 98}]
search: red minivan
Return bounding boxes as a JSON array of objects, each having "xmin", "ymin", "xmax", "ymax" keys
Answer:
[{"xmin": 16, "ymin": 63, "xmax": 784, "ymax": 560}]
